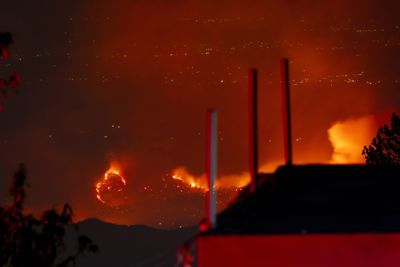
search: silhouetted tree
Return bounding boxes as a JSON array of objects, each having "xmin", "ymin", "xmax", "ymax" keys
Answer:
[
  {"xmin": 0, "ymin": 32, "xmax": 22, "ymax": 111},
  {"xmin": 0, "ymin": 164, "xmax": 98, "ymax": 267},
  {"xmin": 362, "ymin": 113, "xmax": 400, "ymax": 165}
]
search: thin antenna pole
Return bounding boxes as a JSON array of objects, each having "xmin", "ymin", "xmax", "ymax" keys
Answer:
[
  {"xmin": 280, "ymin": 58, "xmax": 293, "ymax": 166},
  {"xmin": 205, "ymin": 109, "xmax": 217, "ymax": 229},
  {"xmin": 248, "ymin": 69, "xmax": 258, "ymax": 192}
]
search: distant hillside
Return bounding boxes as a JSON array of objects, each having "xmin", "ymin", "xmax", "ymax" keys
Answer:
[{"xmin": 62, "ymin": 218, "xmax": 197, "ymax": 267}]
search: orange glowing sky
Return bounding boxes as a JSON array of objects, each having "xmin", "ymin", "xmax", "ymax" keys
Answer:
[{"xmin": 0, "ymin": 0, "xmax": 399, "ymax": 227}]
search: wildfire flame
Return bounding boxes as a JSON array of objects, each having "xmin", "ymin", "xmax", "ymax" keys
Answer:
[
  {"xmin": 172, "ymin": 167, "xmax": 207, "ymax": 191},
  {"xmin": 171, "ymin": 166, "xmax": 250, "ymax": 191},
  {"xmin": 95, "ymin": 164, "xmax": 127, "ymax": 207}
]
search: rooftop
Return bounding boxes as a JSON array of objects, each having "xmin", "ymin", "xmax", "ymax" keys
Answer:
[{"xmin": 210, "ymin": 164, "xmax": 400, "ymax": 235}]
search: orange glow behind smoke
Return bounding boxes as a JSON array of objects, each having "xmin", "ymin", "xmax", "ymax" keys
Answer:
[
  {"xmin": 328, "ymin": 115, "xmax": 377, "ymax": 163},
  {"xmin": 95, "ymin": 163, "xmax": 127, "ymax": 207}
]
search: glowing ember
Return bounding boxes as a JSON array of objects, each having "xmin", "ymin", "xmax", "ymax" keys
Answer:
[{"xmin": 95, "ymin": 165, "xmax": 127, "ymax": 207}]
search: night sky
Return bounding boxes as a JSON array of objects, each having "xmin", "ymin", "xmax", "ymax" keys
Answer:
[{"xmin": 0, "ymin": 0, "xmax": 399, "ymax": 227}]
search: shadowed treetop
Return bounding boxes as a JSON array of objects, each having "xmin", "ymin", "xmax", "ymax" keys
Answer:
[
  {"xmin": 363, "ymin": 113, "xmax": 400, "ymax": 165},
  {"xmin": 0, "ymin": 165, "xmax": 98, "ymax": 267}
]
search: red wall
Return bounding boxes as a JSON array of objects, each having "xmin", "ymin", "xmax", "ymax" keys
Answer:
[{"xmin": 197, "ymin": 233, "xmax": 400, "ymax": 267}]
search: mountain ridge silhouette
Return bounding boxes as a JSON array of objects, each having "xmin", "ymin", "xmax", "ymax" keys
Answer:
[{"xmin": 63, "ymin": 218, "xmax": 197, "ymax": 267}]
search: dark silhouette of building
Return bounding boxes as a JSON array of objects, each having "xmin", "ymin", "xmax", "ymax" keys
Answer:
[{"xmin": 181, "ymin": 164, "xmax": 400, "ymax": 266}]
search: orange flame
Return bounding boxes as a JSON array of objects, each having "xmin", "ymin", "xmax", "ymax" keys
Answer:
[
  {"xmin": 172, "ymin": 167, "xmax": 207, "ymax": 191},
  {"xmin": 95, "ymin": 163, "xmax": 127, "ymax": 206},
  {"xmin": 171, "ymin": 166, "xmax": 250, "ymax": 191}
]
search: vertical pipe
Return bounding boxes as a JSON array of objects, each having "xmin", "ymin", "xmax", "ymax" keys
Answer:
[
  {"xmin": 280, "ymin": 58, "xmax": 293, "ymax": 166},
  {"xmin": 206, "ymin": 109, "xmax": 217, "ymax": 229},
  {"xmin": 248, "ymin": 69, "xmax": 258, "ymax": 192}
]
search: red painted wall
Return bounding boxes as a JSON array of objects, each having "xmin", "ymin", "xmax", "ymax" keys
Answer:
[{"xmin": 197, "ymin": 233, "xmax": 400, "ymax": 267}]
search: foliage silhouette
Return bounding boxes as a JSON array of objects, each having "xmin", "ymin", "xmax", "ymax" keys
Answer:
[
  {"xmin": 362, "ymin": 113, "xmax": 400, "ymax": 165},
  {"xmin": 0, "ymin": 32, "xmax": 22, "ymax": 111},
  {"xmin": 0, "ymin": 164, "xmax": 98, "ymax": 267}
]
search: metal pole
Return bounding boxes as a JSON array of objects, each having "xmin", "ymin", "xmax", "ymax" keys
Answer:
[
  {"xmin": 248, "ymin": 69, "xmax": 258, "ymax": 192},
  {"xmin": 280, "ymin": 58, "xmax": 293, "ymax": 165},
  {"xmin": 206, "ymin": 109, "xmax": 217, "ymax": 229}
]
